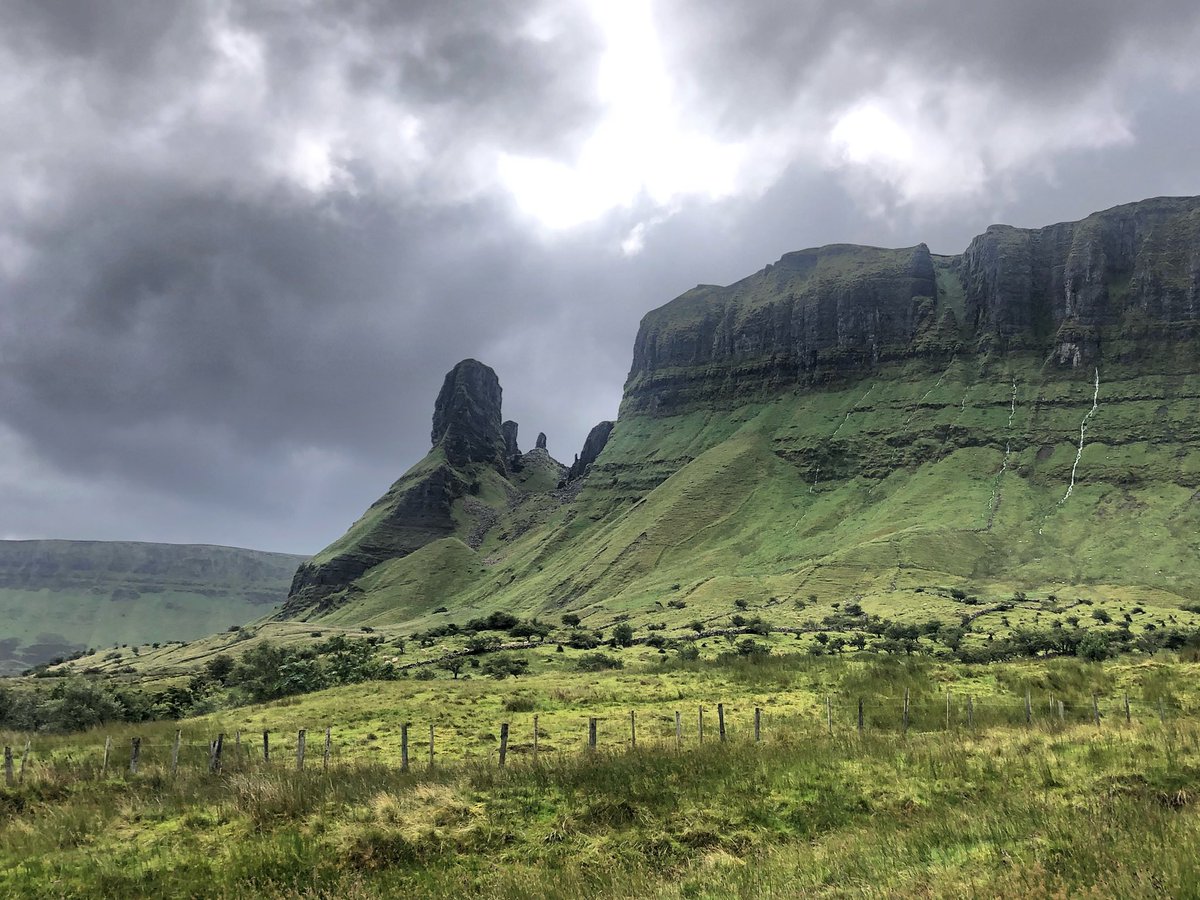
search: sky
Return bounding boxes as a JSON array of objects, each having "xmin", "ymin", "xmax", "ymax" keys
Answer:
[{"xmin": 1, "ymin": 0, "xmax": 1199, "ymax": 555}]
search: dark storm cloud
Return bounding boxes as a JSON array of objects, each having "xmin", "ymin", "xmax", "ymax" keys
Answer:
[
  {"xmin": 655, "ymin": 0, "xmax": 1200, "ymax": 132},
  {"xmin": 1, "ymin": 0, "xmax": 1198, "ymax": 553}
]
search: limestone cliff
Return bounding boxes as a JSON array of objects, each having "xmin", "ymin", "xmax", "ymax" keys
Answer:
[
  {"xmin": 962, "ymin": 196, "xmax": 1200, "ymax": 361},
  {"xmin": 623, "ymin": 243, "xmax": 943, "ymax": 416}
]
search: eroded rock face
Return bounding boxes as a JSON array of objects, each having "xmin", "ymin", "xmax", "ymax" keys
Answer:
[
  {"xmin": 624, "ymin": 243, "xmax": 940, "ymax": 415},
  {"xmin": 284, "ymin": 359, "xmax": 508, "ymax": 615},
  {"xmin": 962, "ymin": 196, "xmax": 1200, "ymax": 359},
  {"xmin": 624, "ymin": 198, "xmax": 1200, "ymax": 414},
  {"xmin": 565, "ymin": 421, "xmax": 615, "ymax": 482},
  {"xmin": 431, "ymin": 359, "xmax": 506, "ymax": 470},
  {"xmin": 502, "ymin": 421, "xmax": 520, "ymax": 458},
  {"xmin": 536, "ymin": 432, "xmax": 547, "ymax": 451}
]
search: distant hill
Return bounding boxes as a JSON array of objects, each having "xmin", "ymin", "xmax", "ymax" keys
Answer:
[{"xmin": 0, "ymin": 540, "xmax": 306, "ymax": 674}]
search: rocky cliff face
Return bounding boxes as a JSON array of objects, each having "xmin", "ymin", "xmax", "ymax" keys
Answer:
[
  {"xmin": 285, "ymin": 359, "xmax": 510, "ymax": 615},
  {"xmin": 431, "ymin": 359, "xmax": 507, "ymax": 470},
  {"xmin": 624, "ymin": 198, "xmax": 1200, "ymax": 416},
  {"xmin": 962, "ymin": 197, "xmax": 1200, "ymax": 362},
  {"xmin": 284, "ymin": 359, "xmax": 572, "ymax": 617},
  {"xmin": 623, "ymin": 243, "xmax": 942, "ymax": 416},
  {"xmin": 565, "ymin": 421, "xmax": 615, "ymax": 482}
]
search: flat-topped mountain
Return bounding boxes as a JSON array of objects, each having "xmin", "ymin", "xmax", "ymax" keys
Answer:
[
  {"xmin": 0, "ymin": 540, "xmax": 306, "ymax": 673},
  {"xmin": 278, "ymin": 196, "xmax": 1200, "ymax": 636}
]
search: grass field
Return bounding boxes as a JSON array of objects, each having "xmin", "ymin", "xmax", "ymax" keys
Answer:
[{"xmin": 3, "ymin": 653, "xmax": 1200, "ymax": 898}]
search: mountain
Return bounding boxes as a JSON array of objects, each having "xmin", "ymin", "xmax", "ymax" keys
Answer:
[
  {"xmin": 279, "ymin": 196, "xmax": 1200, "ymax": 636},
  {"xmin": 0, "ymin": 540, "xmax": 306, "ymax": 673}
]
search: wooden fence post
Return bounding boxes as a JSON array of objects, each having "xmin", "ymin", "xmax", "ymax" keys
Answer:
[
  {"xmin": 428, "ymin": 724, "xmax": 435, "ymax": 768},
  {"xmin": 1058, "ymin": 700, "xmax": 1065, "ymax": 723},
  {"xmin": 129, "ymin": 737, "xmax": 141, "ymax": 775},
  {"xmin": 234, "ymin": 731, "xmax": 241, "ymax": 766},
  {"xmin": 209, "ymin": 734, "xmax": 224, "ymax": 774},
  {"xmin": 588, "ymin": 717, "xmax": 597, "ymax": 752},
  {"xmin": 170, "ymin": 729, "xmax": 182, "ymax": 777},
  {"xmin": 1025, "ymin": 689, "xmax": 1032, "ymax": 726},
  {"xmin": 857, "ymin": 698, "xmax": 864, "ymax": 736},
  {"xmin": 4, "ymin": 746, "xmax": 12, "ymax": 787},
  {"xmin": 754, "ymin": 707, "xmax": 762, "ymax": 743},
  {"xmin": 262, "ymin": 730, "xmax": 270, "ymax": 764},
  {"xmin": 401, "ymin": 723, "xmax": 410, "ymax": 772},
  {"xmin": 717, "ymin": 703, "xmax": 726, "ymax": 743},
  {"xmin": 19, "ymin": 740, "xmax": 30, "ymax": 782},
  {"xmin": 499, "ymin": 723, "xmax": 509, "ymax": 767},
  {"xmin": 102, "ymin": 736, "xmax": 111, "ymax": 775},
  {"xmin": 826, "ymin": 695, "xmax": 833, "ymax": 736},
  {"xmin": 902, "ymin": 688, "xmax": 910, "ymax": 735},
  {"xmin": 533, "ymin": 715, "xmax": 540, "ymax": 762},
  {"xmin": 674, "ymin": 711, "xmax": 682, "ymax": 749},
  {"xmin": 297, "ymin": 729, "xmax": 306, "ymax": 770},
  {"xmin": 967, "ymin": 696, "xmax": 974, "ymax": 730},
  {"xmin": 698, "ymin": 706, "xmax": 704, "ymax": 743},
  {"xmin": 630, "ymin": 711, "xmax": 636, "ymax": 750},
  {"xmin": 945, "ymin": 691, "xmax": 951, "ymax": 730},
  {"xmin": 323, "ymin": 727, "xmax": 332, "ymax": 772},
  {"xmin": 1092, "ymin": 694, "xmax": 1101, "ymax": 728},
  {"xmin": 1124, "ymin": 694, "xmax": 1131, "ymax": 724}
]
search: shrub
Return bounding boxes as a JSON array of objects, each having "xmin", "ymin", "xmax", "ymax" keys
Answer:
[
  {"xmin": 481, "ymin": 653, "xmax": 530, "ymax": 679},
  {"xmin": 568, "ymin": 631, "xmax": 602, "ymax": 650},
  {"xmin": 413, "ymin": 668, "xmax": 436, "ymax": 681},
  {"xmin": 465, "ymin": 611, "xmax": 521, "ymax": 633},
  {"xmin": 1077, "ymin": 631, "xmax": 1112, "ymax": 662},
  {"xmin": 509, "ymin": 620, "xmax": 552, "ymax": 640},
  {"xmin": 204, "ymin": 654, "xmax": 236, "ymax": 683},
  {"xmin": 575, "ymin": 652, "xmax": 624, "ymax": 672},
  {"xmin": 503, "ymin": 696, "xmax": 537, "ymax": 712}
]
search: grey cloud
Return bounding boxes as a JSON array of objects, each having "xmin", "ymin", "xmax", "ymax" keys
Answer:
[
  {"xmin": 1, "ymin": 0, "xmax": 1197, "ymax": 553},
  {"xmin": 655, "ymin": 0, "xmax": 1200, "ymax": 133}
]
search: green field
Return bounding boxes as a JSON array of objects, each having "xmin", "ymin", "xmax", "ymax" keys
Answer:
[{"xmin": 3, "ymin": 653, "xmax": 1199, "ymax": 897}]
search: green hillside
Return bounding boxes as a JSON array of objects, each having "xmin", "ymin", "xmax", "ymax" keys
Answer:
[
  {"xmin": 292, "ymin": 353, "xmax": 1197, "ymax": 640},
  {"xmin": 239, "ymin": 198, "xmax": 1200, "ymax": 654},
  {"xmin": 0, "ymin": 541, "xmax": 306, "ymax": 674},
  {"xmin": 63, "ymin": 197, "xmax": 1200, "ymax": 678}
]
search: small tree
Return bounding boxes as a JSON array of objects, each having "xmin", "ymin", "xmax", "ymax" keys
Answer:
[
  {"xmin": 612, "ymin": 623, "xmax": 635, "ymax": 647},
  {"xmin": 562, "ymin": 613, "xmax": 581, "ymax": 628},
  {"xmin": 439, "ymin": 658, "xmax": 465, "ymax": 679}
]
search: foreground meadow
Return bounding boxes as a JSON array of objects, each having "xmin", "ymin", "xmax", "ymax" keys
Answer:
[{"xmin": 3, "ymin": 654, "xmax": 1199, "ymax": 897}]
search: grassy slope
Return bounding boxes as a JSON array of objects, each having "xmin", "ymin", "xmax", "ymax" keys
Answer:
[
  {"xmin": 342, "ymin": 351, "xmax": 1200, "ymax": 634},
  {"xmin": 3, "ymin": 654, "xmax": 1200, "ymax": 898},
  {"xmin": 0, "ymin": 542, "xmax": 306, "ymax": 674}
]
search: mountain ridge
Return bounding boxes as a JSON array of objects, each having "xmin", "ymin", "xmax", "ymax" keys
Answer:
[
  {"xmin": 0, "ymin": 539, "xmax": 306, "ymax": 673},
  {"xmin": 277, "ymin": 195, "xmax": 1200, "ymax": 634}
]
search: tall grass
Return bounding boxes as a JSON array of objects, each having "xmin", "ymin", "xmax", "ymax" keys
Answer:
[{"xmin": 3, "ymin": 712, "xmax": 1199, "ymax": 898}]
